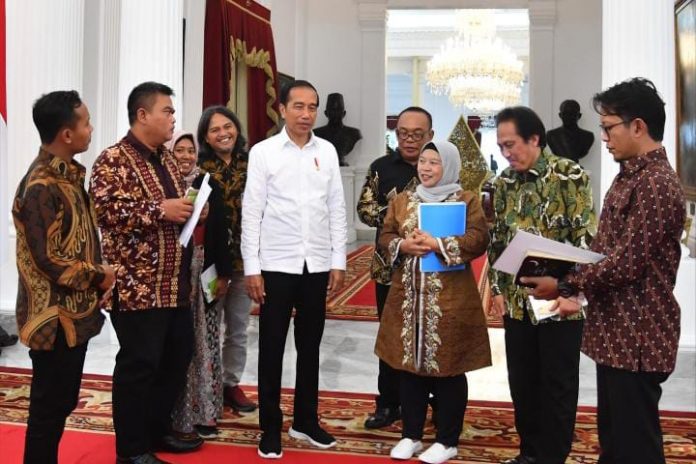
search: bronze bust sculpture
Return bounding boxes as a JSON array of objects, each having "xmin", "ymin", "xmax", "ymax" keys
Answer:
[
  {"xmin": 314, "ymin": 93, "xmax": 362, "ymax": 166},
  {"xmin": 546, "ymin": 99, "xmax": 595, "ymax": 163}
]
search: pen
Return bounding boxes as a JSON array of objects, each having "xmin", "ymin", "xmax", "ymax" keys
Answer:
[{"xmin": 314, "ymin": 157, "xmax": 320, "ymax": 171}]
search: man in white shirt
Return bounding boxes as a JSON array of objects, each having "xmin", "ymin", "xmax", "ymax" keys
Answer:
[{"xmin": 241, "ymin": 80, "xmax": 347, "ymax": 459}]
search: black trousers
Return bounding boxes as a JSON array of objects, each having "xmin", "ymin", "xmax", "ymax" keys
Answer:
[
  {"xmin": 596, "ymin": 364, "xmax": 669, "ymax": 464},
  {"xmin": 375, "ymin": 282, "xmax": 400, "ymax": 410},
  {"xmin": 24, "ymin": 326, "xmax": 88, "ymax": 464},
  {"xmin": 504, "ymin": 313, "xmax": 583, "ymax": 464},
  {"xmin": 400, "ymin": 370, "xmax": 467, "ymax": 447},
  {"xmin": 258, "ymin": 267, "xmax": 329, "ymax": 434},
  {"xmin": 110, "ymin": 306, "xmax": 193, "ymax": 458}
]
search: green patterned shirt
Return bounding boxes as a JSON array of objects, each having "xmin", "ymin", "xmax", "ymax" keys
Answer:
[{"xmin": 487, "ymin": 149, "xmax": 597, "ymax": 323}]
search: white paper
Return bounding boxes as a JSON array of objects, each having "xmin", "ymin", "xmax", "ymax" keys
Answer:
[
  {"xmin": 528, "ymin": 296, "xmax": 559, "ymax": 321},
  {"xmin": 179, "ymin": 173, "xmax": 212, "ymax": 247},
  {"xmin": 492, "ymin": 230, "xmax": 605, "ymax": 276},
  {"xmin": 201, "ymin": 264, "xmax": 218, "ymax": 304}
]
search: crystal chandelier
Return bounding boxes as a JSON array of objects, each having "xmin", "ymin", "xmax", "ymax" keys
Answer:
[{"xmin": 426, "ymin": 10, "xmax": 524, "ymax": 114}]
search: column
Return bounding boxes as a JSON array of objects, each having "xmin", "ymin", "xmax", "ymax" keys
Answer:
[
  {"xmin": 600, "ymin": 0, "xmax": 676, "ymax": 202},
  {"xmin": 528, "ymin": 0, "xmax": 556, "ymax": 127},
  {"xmin": 356, "ymin": 0, "xmax": 388, "ymax": 169},
  {"xmin": 354, "ymin": 0, "xmax": 388, "ymax": 238},
  {"xmin": 182, "ymin": 0, "xmax": 206, "ymax": 132},
  {"xmin": 82, "ymin": 0, "xmax": 121, "ymax": 174},
  {"xmin": 2, "ymin": 0, "xmax": 86, "ymax": 311},
  {"xmin": 117, "ymin": 0, "xmax": 184, "ymax": 137}
]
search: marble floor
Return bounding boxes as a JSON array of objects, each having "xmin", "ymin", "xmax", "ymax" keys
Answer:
[{"xmin": 1, "ymin": 311, "xmax": 694, "ymax": 412}]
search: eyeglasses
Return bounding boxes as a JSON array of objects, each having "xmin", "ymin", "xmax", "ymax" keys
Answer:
[
  {"xmin": 599, "ymin": 119, "xmax": 632, "ymax": 137},
  {"xmin": 396, "ymin": 129, "xmax": 426, "ymax": 141}
]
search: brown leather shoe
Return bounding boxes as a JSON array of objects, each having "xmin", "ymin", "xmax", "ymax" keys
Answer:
[{"xmin": 224, "ymin": 385, "xmax": 257, "ymax": 412}]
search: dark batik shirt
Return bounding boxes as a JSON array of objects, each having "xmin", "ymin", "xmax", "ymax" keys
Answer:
[
  {"xmin": 198, "ymin": 150, "xmax": 248, "ymax": 273},
  {"xmin": 90, "ymin": 131, "xmax": 192, "ymax": 311},
  {"xmin": 13, "ymin": 149, "xmax": 106, "ymax": 350},
  {"xmin": 487, "ymin": 149, "xmax": 597, "ymax": 323},
  {"xmin": 356, "ymin": 149, "xmax": 419, "ymax": 285},
  {"xmin": 567, "ymin": 148, "xmax": 686, "ymax": 373}
]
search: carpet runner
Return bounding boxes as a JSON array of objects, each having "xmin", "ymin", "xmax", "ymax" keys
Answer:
[{"xmin": 1, "ymin": 367, "xmax": 694, "ymax": 463}]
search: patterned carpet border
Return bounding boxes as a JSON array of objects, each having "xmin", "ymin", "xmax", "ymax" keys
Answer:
[{"xmin": 1, "ymin": 367, "xmax": 694, "ymax": 463}]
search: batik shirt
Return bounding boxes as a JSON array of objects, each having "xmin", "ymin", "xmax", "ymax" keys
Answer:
[
  {"xmin": 13, "ymin": 149, "xmax": 106, "ymax": 350},
  {"xmin": 90, "ymin": 132, "xmax": 192, "ymax": 311},
  {"xmin": 198, "ymin": 152, "xmax": 248, "ymax": 272},
  {"xmin": 567, "ymin": 148, "xmax": 685, "ymax": 373},
  {"xmin": 357, "ymin": 149, "xmax": 419, "ymax": 285},
  {"xmin": 487, "ymin": 148, "xmax": 597, "ymax": 323}
]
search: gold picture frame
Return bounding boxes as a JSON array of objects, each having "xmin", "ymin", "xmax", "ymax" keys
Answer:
[{"xmin": 676, "ymin": 0, "xmax": 696, "ymax": 201}]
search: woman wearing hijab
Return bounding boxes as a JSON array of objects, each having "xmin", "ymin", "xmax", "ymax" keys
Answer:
[
  {"xmin": 376, "ymin": 141, "xmax": 492, "ymax": 463},
  {"xmin": 166, "ymin": 131, "xmax": 225, "ymax": 439}
]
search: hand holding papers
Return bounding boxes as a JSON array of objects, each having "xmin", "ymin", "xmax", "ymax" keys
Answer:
[
  {"xmin": 418, "ymin": 202, "xmax": 467, "ymax": 272},
  {"xmin": 492, "ymin": 230, "xmax": 605, "ymax": 285},
  {"xmin": 179, "ymin": 173, "xmax": 212, "ymax": 247}
]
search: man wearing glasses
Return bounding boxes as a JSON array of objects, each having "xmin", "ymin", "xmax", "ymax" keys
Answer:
[
  {"xmin": 526, "ymin": 78, "xmax": 686, "ymax": 464},
  {"xmin": 357, "ymin": 106, "xmax": 433, "ymax": 429}
]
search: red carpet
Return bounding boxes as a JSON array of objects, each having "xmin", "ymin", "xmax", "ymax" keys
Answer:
[
  {"xmin": 2, "ymin": 367, "xmax": 695, "ymax": 463},
  {"xmin": 252, "ymin": 245, "xmax": 499, "ymax": 327}
]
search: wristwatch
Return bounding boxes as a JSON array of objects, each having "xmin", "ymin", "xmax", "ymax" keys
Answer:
[{"xmin": 557, "ymin": 279, "xmax": 577, "ymax": 298}]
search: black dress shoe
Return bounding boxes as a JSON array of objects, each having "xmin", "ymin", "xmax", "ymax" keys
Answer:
[
  {"xmin": 0, "ymin": 333, "xmax": 18, "ymax": 347},
  {"xmin": 501, "ymin": 456, "xmax": 537, "ymax": 464},
  {"xmin": 153, "ymin": 433, "xmax": 203, "ymax": 453},
  {"xmin": 116, "ymin": 453, "xmax": 172, "ymax": 464},
  {"xmin": 364, "ymin": 406, "xmax": 400, "ymax": 429}
]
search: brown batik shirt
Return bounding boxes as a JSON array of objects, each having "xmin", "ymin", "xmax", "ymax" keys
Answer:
[
  {"xmin": 567, "ymin": 148, "xmax": 686, "ymax": 373},
  {"xmin": 90, "ymin": 132, "xmax": 192, "ymax": 311},
  {"xmin": 13, "ymin": 149, "xmax": 106, "ymax": 350}
]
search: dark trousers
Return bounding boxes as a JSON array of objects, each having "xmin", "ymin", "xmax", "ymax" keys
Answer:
[
  {"xmin": 375, "ymin": 282, "xmax": 400, "ymax": 410},
  {"xmin": 596, "ymin": 364, "xmax": 669, "ymax": 464},
  {"xmin": 400, "ymin": 370, "xmax": 467, "ymax": 447},
  {"xmin": 24, "ymin": 327, "xmax": 88, "ymax": 464},
  {"xmin": 504, "ymin": 313, "xmax": 583, "ymax": 464},
  {"xmin": 258, "ymin": 267, "xmax": 329, "ymax": 434},
  {"xmin": 110, "ymin": 306, "xmax": 193, "ymax": 458}
]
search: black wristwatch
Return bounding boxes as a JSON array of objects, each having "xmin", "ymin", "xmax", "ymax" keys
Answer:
[{"xmin": 557, "ymin": 279, "xmax": 577, "ymax": 298}]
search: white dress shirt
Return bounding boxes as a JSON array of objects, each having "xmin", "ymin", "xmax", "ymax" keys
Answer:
[{"xmin": 241, "ymin": 127, "xmax": 347, "ymax": 275}]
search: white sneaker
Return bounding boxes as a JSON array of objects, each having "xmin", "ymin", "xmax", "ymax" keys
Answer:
[
  {"xmin": 390, "ymin": 438, "xmax": 423, "ymax": 460},
  {"xmin": 418, "ymin": 442, "xmax": 457, "ymax": 464}
]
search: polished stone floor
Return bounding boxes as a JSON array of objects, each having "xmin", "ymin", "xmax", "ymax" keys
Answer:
[{"xmin": 1, "ymin": 311, "xmax": 694, "ymax": 412}]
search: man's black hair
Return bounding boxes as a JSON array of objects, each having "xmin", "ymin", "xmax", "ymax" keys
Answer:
[
  {"xmin": 127, "ymin": 81, "xmax": 174, "ymax": 125},
  {"xmin": 197, "ymin": 105, "xmax": 247, "ymax": 159},
  {"xmin": 397, "ymin": 106, "xmax": 433, "ymax": 130},
  {"xmin": 280, "ymin": 79, "xmax": 319, "ymax": 107},
  {"xmin": 32, "ymin": 90, "xmax": 83, "ymax": 144},
  {"xmin": 495, "ymin": 106, "xmax": 547, "ymax": 148},
  {"xmin": 592, "ymin": 77, "xmax": 665, "ymax": 141}
]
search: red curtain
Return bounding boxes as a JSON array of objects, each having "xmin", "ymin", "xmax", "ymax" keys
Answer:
[{"xmin": 203, "ymin": 0, "xmax": 280, "ymax": 147}]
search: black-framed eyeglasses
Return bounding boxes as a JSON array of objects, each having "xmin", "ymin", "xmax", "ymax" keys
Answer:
[
  {"xmin": 599, "ymin": 119, "xmax": 632, "ymax": 137},
  {"xmin": 396, "ymin": 129, "xmax": 426, "ymax": 141}
]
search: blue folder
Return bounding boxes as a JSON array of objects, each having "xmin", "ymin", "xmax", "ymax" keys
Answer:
[{"xmin": 418, "ymin": 202, "xmax": 467, "ymax": 272}]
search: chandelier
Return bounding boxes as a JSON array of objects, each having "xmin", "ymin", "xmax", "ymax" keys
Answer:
[{"xmin": 426, "ymin": 10, "xmax": 524, "ymax": 114}]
